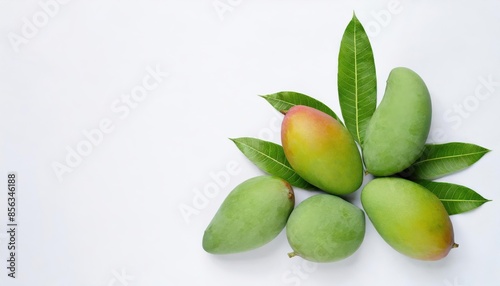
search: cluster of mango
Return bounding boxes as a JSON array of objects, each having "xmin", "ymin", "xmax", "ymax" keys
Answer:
[{"xmin": 202, "ymin": 67, "xmax": 460, "ymax": 262}]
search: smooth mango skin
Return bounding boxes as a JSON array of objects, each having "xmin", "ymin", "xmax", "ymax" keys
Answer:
[
  {"xmin": 286, "ymin": 194, "xmax": 365, "ymax": 262},
  {"xmin": 363, "ymin": 67, "xmax": 432, "ymax": 176},
  {"xmin": 281, "ymin": 105, "xmax": 363, "ymax": 195},
  {"xmin": 361, "ymin": 177, "xmax": 456, "ymax": 261},
  {"xmin": 202, "ymin": 176, "xmax": 294, "ymax": 254}
]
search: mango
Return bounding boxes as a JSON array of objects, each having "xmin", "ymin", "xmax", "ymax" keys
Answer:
[
  {"xmin": 363, "ymin": 67, "xmax": 432, "ymax": 176},
  {"xmin": 361, "ymin": 177, "xmax": 457, "ymax": 261},
  {"xmin": 286, "ymin": 194, "xmax": 365, "ymax": 262},
  {"xmin": 281, "ymin": 105, "xmax": 363, "ymax": 195},
  {"xmin": 202, "ymin": 176, "xmax": 294, "ymax": 254}
]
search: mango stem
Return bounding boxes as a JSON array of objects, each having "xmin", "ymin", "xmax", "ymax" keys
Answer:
[
  {"xmin": 452, "ymin": 243, "xmax": 459, "ymax": 248},
  {"xmin": 287, "ymin": 252, "xmax": 298, "ymax": 258}
]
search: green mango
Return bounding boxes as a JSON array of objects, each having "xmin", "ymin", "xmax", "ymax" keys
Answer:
[
  {"xmin": 202, "ymin": 176, "xmax": 294, "ymax": 254},
  {"xmin": 286, "ymin": 194, "xmax": 365, "ymax": 262},
  {"xmin": 281, "ymin": 105, "xmax": 363, "ymax": 195},
  {"xmin": 363, "ymin": 67, "xmax": 432, "ymax": 176},
  {"xmin": 361, "ymin": 177, "xmax": 457, "ymax": 261}
]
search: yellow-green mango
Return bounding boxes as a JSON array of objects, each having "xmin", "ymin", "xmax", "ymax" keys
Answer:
[
  {"xmin": 281, "ymin": 105, "xmax": 363, "ymax": 195},
  {"xmin": 286, "ymin": 194, "xmax": 365, "ymax": 262},
  {"xmin": 202, "ymin": 176, "xmax": 294, "ymax": 254},
  {"xmin": 363, "ymin": 67, "xmax": 432, "ymax": 176},
  {"xmin": 361, "ymin": 177, "xmax": 457, "ymax": 261}
]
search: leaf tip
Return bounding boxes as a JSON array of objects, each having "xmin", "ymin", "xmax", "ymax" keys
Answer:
[{"xmin": 351, "ymin": 10, "xmax": 359, "ymax": 22}]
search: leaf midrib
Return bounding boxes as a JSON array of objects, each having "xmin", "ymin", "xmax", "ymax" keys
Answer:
[
  {"xmin": 265, "ymin": 97, "xmax": 295, "ymax": 107},
  {"xmin": 236, "ymin": 141, "xmax": 294, "ymax": 173},
  {"xmin": 353, "ymin": 20, "xmax": 360, "ymax": 143},
  {"xmin": 440, "ymin": 199, "xmax": 489, "ymax": 202},
  {"xmin": 413, "ymin": 150, "xmax": 488, "ymax": 166}
]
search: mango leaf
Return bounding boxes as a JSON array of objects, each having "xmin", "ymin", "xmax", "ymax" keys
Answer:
[
  {"xmin": 338, "ymin": 12, "xmax": 377, "ymax": 146},
  {"xmin": 416, "ymin": 180, "xmax": 491, "ymax": 215},
  {"xmin": 406, "ymin": 142, "xmax": 490, "ymax": 180},
  {"xmin": 230, "ymin": 137, "xmax": 314, "ymax": 189},
  {"xmin": 260, "ymin": 91, "xmax": 343, "ymax": 124}
]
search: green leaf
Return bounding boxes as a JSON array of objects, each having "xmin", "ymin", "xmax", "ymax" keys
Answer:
[
  {"xmin": 338, "ymin": 12, "xmax": 377, "ymax": 145},
  {"xmin": 260, "ymin": 91, "xmax": 343, "ymax": 124},
  {"xmin": 416, "ymin": 180, "xmax": 491, "ymax": 215},
  {"xmin": 406, "ymin": 142, "xmax": 490, "ymax": 180},
  {"xmin": 230, "ymin": 137, "xmax": 314, "ymax": 189}
]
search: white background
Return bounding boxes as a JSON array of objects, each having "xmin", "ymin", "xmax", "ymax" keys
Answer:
[{"xmin": 0, "ymin": 1, "xmax": 499, "ymax": 285}]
